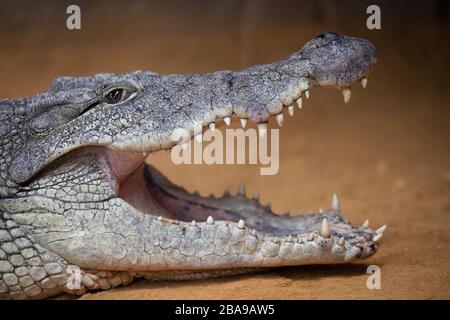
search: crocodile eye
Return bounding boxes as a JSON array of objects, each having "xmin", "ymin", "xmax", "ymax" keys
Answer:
[{"xmin": 105, "ymin": 88, "xmax": 130, "ymax": 104}]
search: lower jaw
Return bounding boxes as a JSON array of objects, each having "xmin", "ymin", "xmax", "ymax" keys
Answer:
[
  {"xmin": 115, "ymin": 160, "xmax": 379, "ymax": 259},
  {"xmin": 37, "ymin": 147, "xmax": 381, "ymax": 270}
]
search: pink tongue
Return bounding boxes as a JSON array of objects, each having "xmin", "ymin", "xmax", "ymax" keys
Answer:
[
  {"xmin": 101, "ymin": 149, "xmax": 146, "ymax": 194},
  {"xmin": 119, "ymin": 164, "xmax": 170, "ymax": 217},
  {"xmin": 142, "ymin": 164, "xmax": 253, "ymax": 223}
]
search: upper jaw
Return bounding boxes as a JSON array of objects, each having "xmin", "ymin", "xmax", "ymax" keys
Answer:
[{"xmin": 6, "ymin": 33, "xmax": 376, "ymax": 187}]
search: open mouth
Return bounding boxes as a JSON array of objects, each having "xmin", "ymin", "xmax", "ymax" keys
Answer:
[
  {"xmin": 5, "ymin": 32, "xmax": 384, "ymax": 272},
  {"xmin": 90, "ymin": 109, "xmax": 386, "ymax": 264}
]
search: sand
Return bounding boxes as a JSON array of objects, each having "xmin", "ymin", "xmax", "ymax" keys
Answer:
[{"xmin": 1, "ymin": 0, "xmax": 449, "ymax": 299}]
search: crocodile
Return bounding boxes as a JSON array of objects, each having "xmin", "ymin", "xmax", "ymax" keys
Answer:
[{"xmin": 0, "ymin": 32, "xmax": 385, "ymax": 299}]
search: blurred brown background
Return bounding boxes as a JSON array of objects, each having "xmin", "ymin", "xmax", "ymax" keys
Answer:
[{"xmin": 1, "ymin": 0, "xmax": 449, "ymax": 299}]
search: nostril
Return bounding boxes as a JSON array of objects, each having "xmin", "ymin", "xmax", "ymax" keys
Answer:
[{"xmin": 317, "ymin": 31, "xmax": 338, "ymax": 40}]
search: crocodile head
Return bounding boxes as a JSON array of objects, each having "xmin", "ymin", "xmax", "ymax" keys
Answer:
[{"xmin": 0, "ymin": 32, "xmax": 384, "ymax": 298}]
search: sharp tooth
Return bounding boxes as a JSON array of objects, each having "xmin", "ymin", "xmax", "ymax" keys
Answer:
[
  {"xmin": 287, "ymin": 105, "xmax": 294, "ymax": 116},
  {"xmin": 342, "ymin": 87, "xmax": 351, "ymax": 103},
  {"xmin": 240, "ymin": 118, "xmax": 247, "ymax": 128},
  {"xmin": 223, "ymin": 116, "xmax": 231, "ymax": 126},
  {"xmin": 142, "ymin": 152, "xmax": 148, "ymax": 157},
  {"xmin": 304, "ymin": 89, "xmax": 310, "ymax": 99},
  {"xmin": 194, "ymin": 133, "xmax": 202, "ymax": 143},
  {"xmin": 252, "ymin": 229, "xmax": 256, "ymax": 236},
  {"xmin": 287, "ymin": 235, "xmax": 293, "ymax": 242},
  {"xmin": 157, "ymin": 216, "xmax": 163, "ymax": 221},
  {"xmin": 238, "ymin": 183, "xmax": 246, "ymax": 196},
  {"xmin": 206, "ymin": 216, "xmax": 214, "ymax": 225},
  {"xmin": 190, "ymin": 220, "xmax": 197, "ymax": 226},
  {"xmin": 331, "ymin": 193, "xmax": 340, "ymax": 211},
  {"xmin": 237, "ymin": 219, "xmax": 245, "ymax": 229},
  {"xmin": 375, "ymin": 224, "xmax": 387, "ymax": 235},
  {"xmin": 252, "ymin": 191, "xmax": 259, "ymax": 200},
  {"xmin": 319, "ymin": 208, "xmax": 324, "ymax": 214},
  {"xmin": 307, "ymin": 233, "xmax": 314, "ymax": 241},
  {"xmin": 296, "ymin": 97, "xmax": 303, "ymax": 109},
  {"xmin": 275, "ymin": 113, "xmax": 284, "ymax": 127},
  {"xmin": 338, "ymin": 237, "xmax": 345, "ymax": 246},
  {"xmin": 320, "ymin": 218, "xmax": 331, "ymax": 238},
  {"xmin": 373, "ymin": 233, "xmax": 383, "ymax": 242},
  {"xmin": 209, "ymin": 122, "xmax": 216, "ymax": 131},
  {"xmin": 360, "ymin": 77, "xmax": 368, "ymax": 88},
  {"xmin": 362, "ymin": 219, "xmax": 369, "ymax": 228},
  {"xmin": 258, "ymin": 122, "xmax": 268, "ymax": 139}
]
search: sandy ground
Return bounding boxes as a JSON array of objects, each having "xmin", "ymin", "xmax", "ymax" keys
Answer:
[{"xmin": 1, "ymin": 0, "xmax": 449, "ymax": 299}]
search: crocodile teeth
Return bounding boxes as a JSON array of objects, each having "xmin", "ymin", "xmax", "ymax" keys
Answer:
[
  {"xmin": 331, "ymin": 193, "xmax": 340, "ymax": 211},
  {"xmin": 307, "ymin": 233, "xmax": 314, "ymax": 241},
  {"xmin": 342, "ymin": 87, "xmax": 351, "ymax": 103},
  {"xmin": 208, "ymin": 122, "xmax": 216, "ymax": 131},
  {"xmin": 362, "ymin": 219, "xmax": 369, "ymax": 228},
  {"xmin": 360, "ymin": 77, "xmax": 368, "ymax": 88},
  {"xmin": 319, "ymin": 208, "xmax": 324, "ymax": 214},
  {"xmin": 190, "ymin": 220, "xmax": 197, "ymax": 226},
  {"xmin": 373, "ymin": 233, "xmax": 383, "ymax": 242},
  {"xmin": 296, "ymin": 97, "xmax": 303, "ymax": 109},
  {"xmin": 338, "ymin": 237, "xmax": 345, "ymax": 246},
  {"xmin": 194, "ymin": 133, "xmax": 202, "ymax": 143},
  {"xmin": 223, "ymin": 116, "xmax": 231, "ymax": 126},
  {"xmin": 240, "ymin": 118, "xmax": 247, "ymax": 128},
  {"xmin": 238, "ymin": 183, "xmax": 246, "ymax": 196},
  {"xmin": 258, "ymin": 123, "xmax": 268, "ymax": 139},
  {"xmin": 275, "ymin": 113, "xmax": 284, "ymax": 127},
  {"xmin": 304, "ymin": 89, "xmax": 310, "ymax": 99},
  {"xmin": 375, "ymin": 224, "xmax": 387, "ymax": 235},
  {"xmin": 206, "ymin": 216, "xmax": 214, "ymax": 224},
  {"xmin": 252, "ymin": 191, "xmax": 259, "ymax": 200},
  {"xmin": 286, "ymin": 235, "xmax": 293, "ymax": 242},
  {"xmin": 157, "ymin": 216, "xmax": 163, "ymax": 221},
  {"xmin": 320, "ymin": 218, "xmax": 331, "ymax": 238},
  {"xmin": 287, "ymin": 105, "xmax": 294, "ymax": 116},
  {"xmin": 237, "ymin": 219, "xmax": 245, "ymax": 229}
]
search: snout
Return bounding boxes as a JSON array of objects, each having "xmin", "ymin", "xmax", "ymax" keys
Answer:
[{"xmin": 302, "ymin": 32, "xmax": 377, "ymax": 89}]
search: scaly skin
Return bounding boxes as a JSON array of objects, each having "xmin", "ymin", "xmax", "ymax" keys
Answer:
[{"xmin": 0, "ymin": 32, "xmax": 385, "ymax": 299}]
